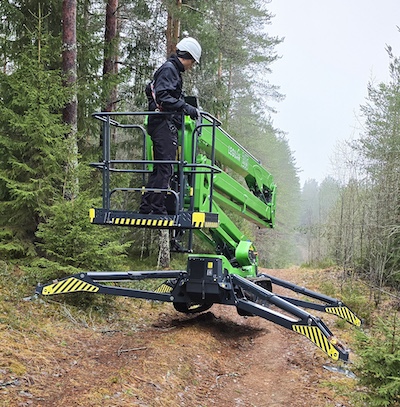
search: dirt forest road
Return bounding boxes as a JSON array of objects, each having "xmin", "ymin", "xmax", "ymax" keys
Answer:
[{"xmin": 1, "ymin": 268, "xmax": 354, "ymax": 407}]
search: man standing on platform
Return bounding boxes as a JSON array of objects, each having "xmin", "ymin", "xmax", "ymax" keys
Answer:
[{"xmin": 139, "ymin": 37, "xmax": 202, "ymax": 215}]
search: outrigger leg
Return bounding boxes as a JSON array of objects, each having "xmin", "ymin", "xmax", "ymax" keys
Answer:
[
  {"xmin": 259, "ymin": 273, "xmax": 362, "ymax": 327},
  {"xmin": 36, "ymin": 260, "xmax": 356, "ymax": 362}
]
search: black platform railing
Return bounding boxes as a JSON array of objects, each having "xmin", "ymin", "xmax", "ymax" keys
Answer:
[{"xmin": 90, "ymin": 110, "xmax": 222, "ymax": 216}]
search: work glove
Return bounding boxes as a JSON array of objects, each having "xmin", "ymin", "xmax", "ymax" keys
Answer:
[{"xmin": 184, "ymin": 104, "xmax": 200, "ymax": 120}]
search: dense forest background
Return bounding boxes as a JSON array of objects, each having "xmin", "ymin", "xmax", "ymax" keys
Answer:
[{"xmin": 0, "ymin": 0, "xmax": 399, "ymax": 295}]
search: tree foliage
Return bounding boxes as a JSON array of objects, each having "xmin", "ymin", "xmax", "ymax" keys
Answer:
[
  {"xmin": 177, "ymin": 0, "xmax": 282, "ymax": 122},
  {"xmin": 354, "ymin": 314, "xmax": 400, "ymax": 407},
  {"xmin": 34, "ymin": 194, "xmax": 132, "ymax": 278},
  {"xmin": 0, "ymin": 44, "xmax": 69, "ymax": 259},
  {"xmin": 300, "ymin": 41, "xmax": 400, "ymax": 282},
  {"xmin": 334, "ymin": 45, "xmax": 400, "ymax": 288}
]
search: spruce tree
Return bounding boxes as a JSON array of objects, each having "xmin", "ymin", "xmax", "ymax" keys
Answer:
[{"xmin": 0, "ymin": 46, "xmax": 69, "ymax": 259}]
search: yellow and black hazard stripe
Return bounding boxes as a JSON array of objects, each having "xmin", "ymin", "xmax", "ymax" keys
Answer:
[
  {"xmin": 292, "ymin": 325, "xmax": 340, "ymax": 361},
  {"xmin": 110, "ymin": 213, "xmax": 219, "ymax": 229},
  {"xmin": 155, "ymin": 283, "xmax": 174, "ymax": 294},
  {"xmin": 42, "ymin": 277, "xmax": 99, "ymax": 296},
  {"xmin": 89, "ymin": 208, "xmax": 96, "ymax": 223},
  {"xmin": 325, "ymin": 306, "xmax": 362, "ymax": 327},
  {"xmin": 111, "ymin": 217, "xmax": 175, "ymax": 227},
  {"xmin": 191, "ymin": 212, "xmax": 205, "ymax": 228},
  {"xmin": 192, "ymin": 212, "xmax": 219, "ymax": 228},
  {"xmin": 90, "ymin": 207, "xmax": 219, "ymax": 229}
]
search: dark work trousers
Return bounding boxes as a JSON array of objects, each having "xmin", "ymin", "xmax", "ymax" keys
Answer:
[{"xmin": 139, "ymin": 119, "xmax": 178, "ymax": 214}]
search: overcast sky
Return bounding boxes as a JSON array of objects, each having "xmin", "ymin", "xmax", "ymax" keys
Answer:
[{"xmin": 266, "ymin": 0, "xmax": 400, "ymax": 185}]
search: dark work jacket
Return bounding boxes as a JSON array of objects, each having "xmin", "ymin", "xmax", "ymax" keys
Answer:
[{"xmin": 146, "ymin": 54, "xmax": 186, "ymax": 127}]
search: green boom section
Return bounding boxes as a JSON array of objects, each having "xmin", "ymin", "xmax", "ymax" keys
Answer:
[
  {"xmin": 179, "ymin": 116, "xmax": 276, "ymax": 224},
  {"xmin": 179, "ymin": 116, "xmax": 275, "ymax": 276},
  {"xmin": 195, "ymin": 116, "xmax": 276, "ymax": 226},
  {"xmin": 147, "ymin": 115, "xmax": 276, "ymax": 230}
]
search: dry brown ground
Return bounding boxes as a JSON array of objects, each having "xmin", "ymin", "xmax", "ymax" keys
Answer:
[{"xmin": 0, "ymin": 268, "xmax": 356, "ymax": 407}]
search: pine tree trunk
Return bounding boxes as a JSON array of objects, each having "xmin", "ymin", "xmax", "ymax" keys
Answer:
[
  {"xmin": 158, "ymin": 229, "xmax": 170, "ymax": 268},
  {"xmin": 103, "ymin": 0, "xmax": 119, "ymax": 112},
  {"xmin": 166, "ymin": 0, "xmax": 182, "ymax": 57},
  {"xmin": 62, "ymin": 0, "xmax": 79, "ymax": 200},
  {"xmin": 161, "ymin": 0, "xmax": 182, "ymax": 267}
]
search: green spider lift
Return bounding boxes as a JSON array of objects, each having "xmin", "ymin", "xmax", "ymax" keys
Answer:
[{"xmin": 36, "ymin": 104, "xmax": 361, "ymax": 362}]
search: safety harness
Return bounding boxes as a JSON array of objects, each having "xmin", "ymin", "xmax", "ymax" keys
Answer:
[{"xmin": 150, "ymin": 82, "xmax": 163, "ymax": 111}]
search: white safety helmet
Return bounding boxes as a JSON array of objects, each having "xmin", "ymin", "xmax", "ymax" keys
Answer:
[{"xmin": 176, "ymin": 37, "xmax": 202, "ymax": 63}]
